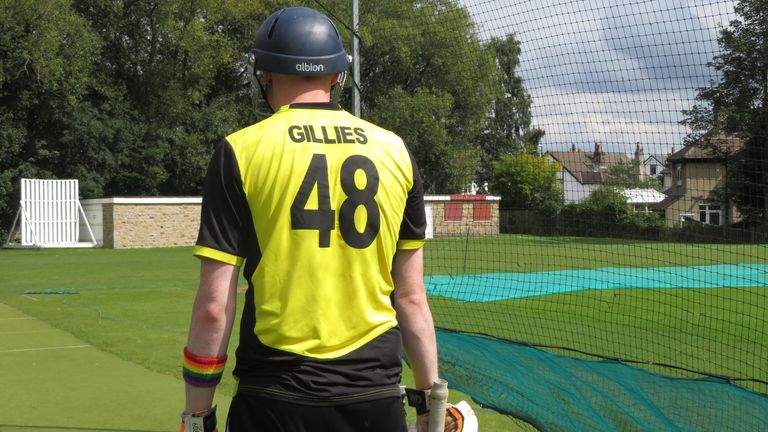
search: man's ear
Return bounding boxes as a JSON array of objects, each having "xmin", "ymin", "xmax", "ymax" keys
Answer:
[
  {"xmin": 331, "ymin": 73, "xmax": 341, "ymax": 86},
  {"xmin": 262, "ymin": 71, "xmax": 273, "ymax": 84}
]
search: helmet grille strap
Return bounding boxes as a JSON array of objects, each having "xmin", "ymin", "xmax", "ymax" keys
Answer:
[{"xmin": 254, "ymin": 72, "xmax": 275, "ymax": 114}]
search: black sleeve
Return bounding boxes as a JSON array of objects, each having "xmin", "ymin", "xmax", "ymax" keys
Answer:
[
  {"xmin": 399, "ymin": 147, "xmax": 427, "ymax": 241},
  {"xmin": 195, "ymin": 139, "xmax": 253, "ymax": 260}
]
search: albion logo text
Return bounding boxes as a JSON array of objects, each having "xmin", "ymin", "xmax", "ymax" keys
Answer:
[{"xmin": 296, "ymin": 62, "xmax": 325, "ymax": 72}]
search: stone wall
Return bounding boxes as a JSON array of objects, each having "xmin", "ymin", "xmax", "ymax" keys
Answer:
[
  {"xmin": 82, "ymin": 198, "xmax": 201, "ymax": 249},
  {"xmin": 110, "ymin": 204, "xmax": 200, "ymax": 248},
  {"xmin": 85, "ymin": 195, "xmax": 499, "ymax": 249}
]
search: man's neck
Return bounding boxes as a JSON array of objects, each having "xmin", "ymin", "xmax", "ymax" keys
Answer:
[
  {"xmin": 281, "ymin": 89, "xmax": 331, "ymax": 106},
  {"xmin": 270, "ymin": 75, "xmax": 333, "ymax": 109}
]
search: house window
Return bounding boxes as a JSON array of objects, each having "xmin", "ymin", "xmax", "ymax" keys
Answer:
[
  {"xmin": 473, "ymin": 202, "xmax": 490, "ymax": 221},
  {"xmin": 675, "ymin": 164, "xmax": 682, "ymax": 186},
  {"xmin": 650, "ymin": 164, "xmax": 657, "ymax": 176},
  {"xmin": 699, "ymin": 204, "xmax": 722, "ymax": 225},
  {"xmin": 444, "ymin": 202, "xmax": 463, "ymax": 221}
]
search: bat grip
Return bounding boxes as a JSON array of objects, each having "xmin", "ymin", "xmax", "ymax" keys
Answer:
[{"xmin": 428, "ymin": 379, "xmax": 449, "ymax": 432}]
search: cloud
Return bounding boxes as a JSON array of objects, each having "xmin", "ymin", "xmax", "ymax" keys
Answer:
[
  {"xmin": 531, "ymin": 87, "xmax": 694, "ymax": 153},
  {"xmin": 458, "ymin": 0, "xmax": 737, "ymax": 154},
  {"xmin": 600, "ymin": 0, "xmax": 722, "ymax": 88}
]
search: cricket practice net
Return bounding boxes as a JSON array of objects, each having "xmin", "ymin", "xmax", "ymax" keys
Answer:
[{"xmin": 329, "ymin": 0, "xmax": 768, "ymax": 430}]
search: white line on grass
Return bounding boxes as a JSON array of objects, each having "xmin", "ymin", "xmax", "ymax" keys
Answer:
[
  {"xmin": 0, "ymin": 329, "xmax": 58, "ymax": 335},
  {"xmin": 0, "ymin": 344, "xmax": 91, "ymax": 353}
]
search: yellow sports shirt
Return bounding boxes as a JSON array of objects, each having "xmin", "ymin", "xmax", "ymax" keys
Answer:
[{"xmin": 193, "ymin": 102, "xmax": 426, "ymax": 403}]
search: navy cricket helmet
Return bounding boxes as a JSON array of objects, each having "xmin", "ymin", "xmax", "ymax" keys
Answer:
[{"xmin": 252, "ymin": 7, "xmax": 349, "ymax": 76}]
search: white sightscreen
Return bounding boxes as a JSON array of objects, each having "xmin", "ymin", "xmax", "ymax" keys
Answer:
[{"xmin": 20, "ymin": 178, "xmax": 80, "ymax": 246}]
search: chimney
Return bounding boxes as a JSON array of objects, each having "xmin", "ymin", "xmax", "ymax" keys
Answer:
[
  {"xmin": 635, "ymin": 142, "xmax": 645, "ymax": 181},
  {"xmin": 593, "ymin": 142, "xmax": 603, "ymax": 164}
]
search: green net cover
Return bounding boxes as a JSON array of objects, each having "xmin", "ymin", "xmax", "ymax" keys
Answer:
[{"xmin": 437, "ymin": 329, "xmax": 768, "ymax": 431}]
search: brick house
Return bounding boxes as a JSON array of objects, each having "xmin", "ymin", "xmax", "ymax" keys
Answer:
[{"xmin": 655, "ymin": 135, "xmax": 744, "ymax": 227}]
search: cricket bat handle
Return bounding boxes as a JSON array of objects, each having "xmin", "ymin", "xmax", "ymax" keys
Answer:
[{"xmin": 428, "ymin": 379, "xmax": 449, "ymax": 432}]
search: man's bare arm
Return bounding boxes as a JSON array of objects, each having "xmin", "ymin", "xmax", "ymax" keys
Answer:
[
  {"xmin": 184, "ymin": 257, "xmax": 239, "ymax": 413},
  {"xmin": 392, "ymin": 248, "xmax": 438, "ymax": 390}
]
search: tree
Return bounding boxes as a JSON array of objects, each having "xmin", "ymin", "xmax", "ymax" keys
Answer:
[
  {"xmin": 0, "ymin": 0, "xmax": 544, "ymax": 241},
  {"xmin": 681, "ymin": 0, "xmax": 768, "ymax": 225},
  {"xmin": 564, "ymin": 185, "xmax": 664, "ymax": 233},
  {"xmin": 353, "ymin": 0, "xmax": 499, "ymax": 193},
  {"xmin": 0, "ymin": 0, "xmax": 265, "ymax": 240},
  {"xmin": 604, "ymin": 160, "xmax": 663, "ymax": 190},
  {"xmin": 478, "ymin": 34, "xmax": 544, "ymax": 183},
  {"xmin": 580, "ymin": 187, "xmax": 630, "ymax": 225},
  {"xmin": 74, "ymin": 0, "xmax": 263, "ymax": 195},
  {"xmin": 0, "ymin": 0, "xmax": 103, "ymax": 240},
  {"xmin": 491, "ymin": 152, "xmax": 561, "ymax": 212},
  {"xmin": 560, "ymin": 186, "xmax": 629, "ymax": 235},
  {"xmin": 372, "ymin": 88, "xmax": 472, "ymax": 192}
]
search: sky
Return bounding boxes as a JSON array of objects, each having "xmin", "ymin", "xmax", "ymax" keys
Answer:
[{"xmin": 458, "ymin": 0, "xmax": 738, "ymax": 156}]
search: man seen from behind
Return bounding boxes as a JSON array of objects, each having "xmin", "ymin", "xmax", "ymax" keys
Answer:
[{"xmin": 180, "ymin": 7, "xmax": 439, "ymax": 432}]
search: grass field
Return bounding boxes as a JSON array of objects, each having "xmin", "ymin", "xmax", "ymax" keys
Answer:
[
  {"xmin": 0, "ymin": 235, "xmax": 765, "ymax": 430},
  {"xmin": 425, "ymin": 234, "xmax": 767, "ymax": 275},
  {"xmin": 425, "ymin": 235, "xmax": 767, "ymax": 395},
  {"xmin": 0, "ymin": 246, "xmax": 524, "ymax": 431}
]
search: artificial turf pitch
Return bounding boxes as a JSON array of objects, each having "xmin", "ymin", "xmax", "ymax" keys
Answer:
[{"xmin": 0, "ymin": 303, "xmax": 233, "ymax": 431}]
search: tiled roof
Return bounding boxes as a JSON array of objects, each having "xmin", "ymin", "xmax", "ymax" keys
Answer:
[
  {"xmin": 654, "ymin": 186, "xmax": 685, "ymax": 209},
  {"xmin": 662, "ymin": 186, "xmax": 685, "ymax": 197},
  {"xmin": 654, "ymin": 194, "xmax": 683, "ymax": 209},
  {"xmin": 580, "ymin": 171, "xmax": 605, "ymax": 184},
  {"xmin": 548, "ymin": 148, "xmax": 631, "ymax": 185},
  {"xmin": 667, "ymin": 134, "xmax": 744, "ymax": 162}
]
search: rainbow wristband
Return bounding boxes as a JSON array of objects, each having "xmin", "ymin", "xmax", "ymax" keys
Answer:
[{"xmin": 183, "ymin": 347, "xmax": 227, "ymax": 388}]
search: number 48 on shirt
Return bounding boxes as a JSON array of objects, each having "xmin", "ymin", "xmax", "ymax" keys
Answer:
[{"xmin": 290, "ymin": 153, "xmax": 381, "ymax": 249}]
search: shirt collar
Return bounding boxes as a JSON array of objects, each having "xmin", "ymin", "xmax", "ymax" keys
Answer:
[{"xmin": 284, "ymin": 102, "xmax": 342, "ymax": 111}]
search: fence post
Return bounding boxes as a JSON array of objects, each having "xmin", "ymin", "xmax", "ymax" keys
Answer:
[{"xmin": 351, "ymin": 0, "xmax": 360, "ymax": 117}]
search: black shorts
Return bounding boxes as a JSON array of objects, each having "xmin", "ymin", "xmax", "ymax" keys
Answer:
[{"xmin": 226, "ymin": 394, "xmax": 407, "ymax": 432}]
